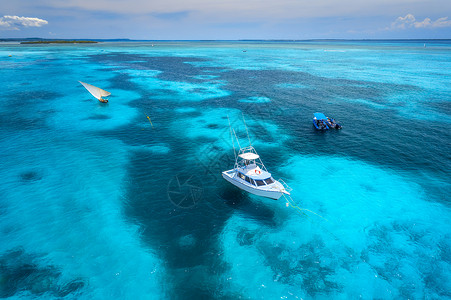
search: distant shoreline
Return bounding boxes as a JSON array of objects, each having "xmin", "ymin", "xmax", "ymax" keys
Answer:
[
  {"xmin": 20, "ymin": 40, "xmax": 98, "ymax": 44},
  {"xmin": 2, "ymin": 38, "xmax": 450, "ymax": 43}
]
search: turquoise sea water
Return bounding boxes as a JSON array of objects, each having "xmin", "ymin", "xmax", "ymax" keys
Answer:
[{"xmin": 0, "ymin": 40, "xmax": 450, "ymax": 299}]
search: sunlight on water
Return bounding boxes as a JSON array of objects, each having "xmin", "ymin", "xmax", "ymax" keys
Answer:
[
  {"xmin": 0, "ymin": 41, "xmax": 449, "ymax": 298},
  {"xmin": 220, "ymin": 155, "xmax": 450, "ymax": 298}
]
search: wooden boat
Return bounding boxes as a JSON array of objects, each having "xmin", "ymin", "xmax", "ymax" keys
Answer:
[{"xmin": 79, "ymin": 81, "xmax": 111, "ymax": 103}]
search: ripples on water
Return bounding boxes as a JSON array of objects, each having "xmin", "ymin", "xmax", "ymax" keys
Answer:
[{"xmin": 0, "ymin": 41, "xmax": 450, "ymax": 299}]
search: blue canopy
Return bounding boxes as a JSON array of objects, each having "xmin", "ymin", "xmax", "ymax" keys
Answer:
[{"xmin": 314, "ymin": 112, "xmax": 327, "ymax": 120}]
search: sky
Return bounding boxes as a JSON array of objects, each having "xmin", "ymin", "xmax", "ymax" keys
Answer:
[{"xmin": 1, "ymin": 0, "xmax": 451, "ymax": 40}]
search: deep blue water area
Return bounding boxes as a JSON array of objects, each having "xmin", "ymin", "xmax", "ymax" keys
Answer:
[{"xmin": 0, "ymin": 40, "xmax": 450, "ymax": 299}]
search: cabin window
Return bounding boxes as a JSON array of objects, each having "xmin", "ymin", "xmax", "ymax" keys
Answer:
[
  {"xmin": 255, "ymin": 179, "xmax": 266, "ymax": 186},
  {"xmin": 264, "ymin": 177, "xmax": 274, "ymax": 185},
  {"xmin": 238, "ymin": 173, "xmax": 246, "ymax": 180},
  {"xmin": 250, "ymin": 178, "xmax": 257, "ymax": 186},
  {"xmin": 245, "ymin": 176, "xmax": 252, "ymax": 184}
]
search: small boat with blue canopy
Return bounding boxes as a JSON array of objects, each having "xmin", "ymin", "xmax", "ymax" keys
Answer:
[
  {"xmin": 313, "ymin": 112, "xmax": 329, "ymax": 130},
  {"xmin": 326, "ymin": 116, "xmax": 342, "ymax": 129}
]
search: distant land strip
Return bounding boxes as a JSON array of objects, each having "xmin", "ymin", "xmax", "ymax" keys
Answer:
[{"xmin": 20, "ymin": 40, "xmax": 98, "ymax": 44}]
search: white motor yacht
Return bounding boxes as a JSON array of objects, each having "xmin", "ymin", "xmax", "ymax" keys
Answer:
[{"xmin": 222, "ymin": 145, "xmax": 291, "ymax": 200}]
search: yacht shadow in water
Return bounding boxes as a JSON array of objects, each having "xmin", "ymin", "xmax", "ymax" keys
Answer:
[{"xmin": 218, "ymin": 184, "xmax": 277, "ymax": 227}]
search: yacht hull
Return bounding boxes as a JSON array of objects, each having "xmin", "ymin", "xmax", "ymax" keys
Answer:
[{"xmin": 222, "ymin": 170, "xmax": 284, "ymax": 200}]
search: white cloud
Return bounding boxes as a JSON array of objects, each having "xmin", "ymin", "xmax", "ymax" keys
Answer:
[
  {"xmin": 0, "ymin": 15, "xmax": 48, "ymax": 30},
  {"xmin": 391, "ymin": 14, "xmax": 416, "ymax": 29},
  {"xmin": 430, "ymin": 16, "xmax": 451, "ymax": 28},
  {"xmin": 390, "ymin": 14, "xmax": 451, "ymax": 30}
]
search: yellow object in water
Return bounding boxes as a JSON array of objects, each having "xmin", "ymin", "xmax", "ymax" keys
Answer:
[{"xmin": 146, "ymin": 114, "xmax": 153, "ymax": 128}]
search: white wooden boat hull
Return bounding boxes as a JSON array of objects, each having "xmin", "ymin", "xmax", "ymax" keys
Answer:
[{"xmin": 222, "ymin": 170, "xmax": 286, "ymax": 200}]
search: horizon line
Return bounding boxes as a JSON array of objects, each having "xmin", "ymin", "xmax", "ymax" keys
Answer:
[{"xmin": 2, "ymin": 38, "xmax": 451, "ymax": 42}]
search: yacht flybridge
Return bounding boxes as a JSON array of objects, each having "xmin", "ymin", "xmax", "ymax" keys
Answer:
[{"xmin": 222, "ymin": 118, "xmax": 291, "ymax": 200}]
